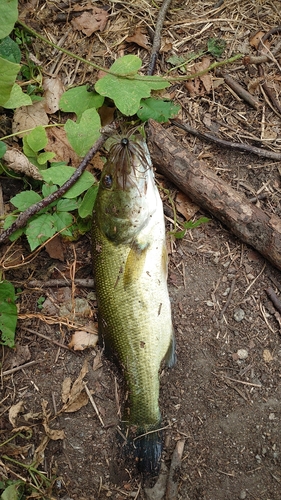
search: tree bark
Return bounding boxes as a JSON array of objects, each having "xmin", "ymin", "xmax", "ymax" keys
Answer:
[{"xmin": 147, "ymin": 120, "xmax": 281, "ymax": 271}]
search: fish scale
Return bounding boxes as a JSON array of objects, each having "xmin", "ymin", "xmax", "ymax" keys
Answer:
[{"xmin": 92, "ymin": 133, "xmax": 175, "ymax": 472}]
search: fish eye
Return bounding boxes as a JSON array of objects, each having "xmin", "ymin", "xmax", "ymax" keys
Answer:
[
  {"xmin": 121, "ymin": 137, "xmax": 129, "ymax": 147},
  {"xmin": 103, "ymin": 174, "xmax": 113, "ymax": 188}
]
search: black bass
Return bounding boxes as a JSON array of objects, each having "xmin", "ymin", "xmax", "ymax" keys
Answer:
[{"xmin": 92, "ymin": 132, "xmax": 175, "ymax": 473}]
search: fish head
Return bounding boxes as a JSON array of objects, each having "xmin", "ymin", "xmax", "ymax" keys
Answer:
[{"xmin": 94, "ymin": 135, "xmax": 160, "ymax": 244}]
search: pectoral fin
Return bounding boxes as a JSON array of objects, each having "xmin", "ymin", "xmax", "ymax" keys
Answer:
[{"xmin": 123, "ymin": 241, "xmax": 149, "ymax": 288}]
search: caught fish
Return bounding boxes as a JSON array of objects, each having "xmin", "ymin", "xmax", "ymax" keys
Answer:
[{"xmin": 92, "ymin": 131, "xmax": 175, "ymax": 473}]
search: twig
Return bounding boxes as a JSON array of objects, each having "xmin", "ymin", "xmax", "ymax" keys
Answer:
[
  {"xmin": 265, "ymin": 286, "xmax": 281, "ymax": 314},
  {"xmin": 1, "ymin": 360, "xmax": 41, "ymax": 376},
  {"xmin": 147, "ymin": 0, "xmax": 173, "ymax": 75},
  {"xmin": 170, "ymin": 120, "xmax": 281, "ymax": 160},
  {"xmin": 26, "ymin": 279, "xmax": 95, "ymax": 289},
  {"xmin": 83, "ymin": 381, "xmax": 105, "ymax": 427},
  {"xmin": 0, "ymin": 132, "xmax": 108, "ymax": 245},
  {"xmin": 257, "ymin": 26, "xmax": 281, "ymax": 116},
  {"xmin": 20, "ymin": 326, "xmax": 71, "ymax": 350},
  {"xmin": 166, "ymin": 439, "xmax": 185, "ymax": 500},
  {"xmin": 222, "ymin": 73, "xmax": 260, "ymax": 109},
  {"xmin": 219, "ymin": 277, "xmax": 236, "ymax": 320}
]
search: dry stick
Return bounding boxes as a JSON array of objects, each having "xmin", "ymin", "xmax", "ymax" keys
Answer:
[
  {"xmin": 147, "ymin": 0, "xmax": 173, "ymax": 75},
  {"xmin": 27, "ymin": 278, "xmax": 95, "ymax": 288},
  {"xmin": 222, "ymin": 73, "xmax": 260, "ymax": 109},
  {"xmin": 166, "ymin": 439, "xmax": 185, "ymax": 500},
  {"xmin": 170, "ymin": 119, "xmax": 281, "ymax": 160},
  {"xmin": 219, "ymin": 277, "xmax": 236, "ymax": 320},
  {"xmin": 2, "ymin": 360, "xmax": 41, "ymax": 376},
  {"xmin": 265, "ymin": 286, "xmax": 281, "ymax": 314},
  {"xmin": 258, "ymin": 26, "xmax": 281, "ymax": 115},
  {"xmin": 20, "ymin": 326, "xmax": 71, "ymax": 350},
  {"xmin": 147, "ymin": 120, "xmax": 281, "ymax": 271},
  {"xmin": 0, "ymin": 132, "xmax": 107, "ymax": 245}
]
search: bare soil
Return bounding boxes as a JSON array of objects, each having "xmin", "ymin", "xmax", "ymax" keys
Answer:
[{"xmin": 1, "ymin": 1, "xmax": 281, "ymax": 499}]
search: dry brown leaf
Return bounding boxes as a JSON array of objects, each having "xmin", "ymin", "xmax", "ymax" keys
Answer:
[
  {"xmin": 93, "ymin": 350, "xmax": 103, "ymax": 371},
  {"xmin": 45, "ymin": 235, "xmax": 65, "ymax": 261},
  {"xmin": 186, "ymin": 57, "xmax": 212, "ymax": 95},
  {"xmin": 12, "ymin": 101, "xmax": 49, "ymax": 137},
  {"xmin": 126, "ymin": 26, "xmax": 150, "ymax": 50},
  {"xmin": 33, "ymin": 435, "xmax": 49, "ymax": 466},
  {"xmin": 64, "ymin": 391, "xmax": 89, "ymax": 413},
  {"xmin": 175, "ymin": 192, "xmax": 199, "ymax": 221},
  {"xmin": 3, "ymin": 149, "xmax": 43, "ymax": 180},
  {"xmin": 68, "ymin": 330, "xmax": 98, "ymax": 351},
  {"xmin": 9, "ymin": 401, "xmax": 24, "ymax": 427},
  {"xmin": 43, "ymin": 76, "xmax": 65, "ymax": 114},
  {"xmin": 45, "ymin": 127, "xmax": 80, "ymax": 166},
  {"xmin": 72, "ymin": 4, "xmax": 108, "ymax": 36},
  {"xmin": 9, "ymin": 345, "xmax": 31, "ymax": 369},
  {"xmin": 250, "ymin": 31, "xmax": 265, "ymax": 49},
  {"xmin": 61, "ymin": 377, "xmax": 72, "ymax": 404},
  {"xmin": 42, "ymin": 399, "xmax": 65, "ymax": 440},
  {"xmin": 263, "ymin": 348, "xmax": 273, "ymax": 362},
  {"xmin": 61, "ymin": 359, "xmax": 89, "ymax": 412}
]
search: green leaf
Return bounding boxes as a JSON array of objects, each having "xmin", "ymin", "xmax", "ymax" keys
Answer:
[
  {"xmin": 3, "ymin": 214, "xmax": 25, "ymax": 241},
  {"xmin": 0, "ymin": 56, "xmax": 20, "ymax": 106},
  {"xmin": 3, "ymin": 83, "xmax": 32, "ymax": 108},
  {"xmin": 42, "ymin": 183, "xmax": 58, "ymax": 197},
  {"xmin": 0, "ymin": 281, "xmax": 17, "ymax": 348},
  {"xmin": 64, "ymin": 108, "xmax": 101, "ymax": 156},
  {"xmin": 171, "ymin": 217, "xmax": 210, "ymax": 239},
  {"xmin": 0, "ymin": 141, "xmax": 7, "ymax": 158},
  {"xmin": 52, "ymin": 211, "xmax": 73, "ymax": 236},
  {"xmin": 207, "ymin": 38, "xmax": 226, "ymax": 58},
  {"xmin": 166, "ymin": 55, "xmax": 187, "ymax": 67},
  {"xmin": 41, "ymin": 166, "xmax": 95, "ymax": 198},
  {"xmin": 78, "ymin": 184, "xmax": 98, "ymax": 218},
  {"xmin": 59, "ymin": 85, "xmax": 104, "ymax": 121},
  {"xmin": 26, "ymin": 126, "xmax": 48, "ymax": 152},
  {"xmin": 0, "ymin": 36, "xmax": 21, "ymax": 63},
  {"xmin": 37, "ymin": 151, "xmax": 56, "ymax": 165},
  {"xmin": 26, "ymin": 213, "xmax": 57, "ymax": 250},
  {"xmin": 56, "ymin": 198, "xmax": 79, "ymax": 212},
  {"xmin": 10, "ymin": 191, "xmax": 42, "ymax": 211},
  {"xmin": 0, "ymin": 0, "xmax": 18, "ymax": 39},
  {"xmin": 1, "ymin": 482, "xmax": 22, "ymax": 500},
  {"xmin": 95, "ymin": 55, "xmax": 169, "ymax": 115},
  {"xmin": 137, "ymin": 98, "xmax": 180, "ymax": 123}
]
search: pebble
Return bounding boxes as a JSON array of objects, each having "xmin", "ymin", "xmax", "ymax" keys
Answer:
[
  {"xmin": 240, "ymin": 490, "xmax": 247, "ymax": 499},
  {"xmin": 237, "ymin": 349, "xmax": 248, "ymax": 360},
  {"xmin": 233, "ymin": 308, "xmax": 245, "ymax": 322}
]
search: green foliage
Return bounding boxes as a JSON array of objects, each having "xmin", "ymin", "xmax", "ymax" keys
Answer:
[
  {"xmin": 59, "ymin": 84, "xmax": 104, "ymax": 120},
  {"xmin": 171, "ymin": 217, "xmax": 210, "ymax": 239},
  {"xmin": 0, "ymin": 56, "xmax": 20, "ymax": 105},
  {"xmin": 0, "ymin": 141, "xmax": 7, "ymax": 158},
  {"xmin": 23, "ymin": 127, "xmax": 55, "ymax": 168},
  {"xmin": 0, "ymin": 0, "xmax": 18, "ymax": 39},
  {"xmin": 64, "ymin": 108, "xmax": 101, "ymax": 157},
  {"xmin": 137, "ymin": 97, "xmax": 180, "ymax": 123},
  {"xmin": 0, "ymin": 36, "xmax": 21, "ymax": 63},
  {"xmin": 0, "ymin": 280, "xmax": 18, "ymax": 347},
  {"xmin": 207, "ymin": 38, "xmax": 226, "ymax": 58}
]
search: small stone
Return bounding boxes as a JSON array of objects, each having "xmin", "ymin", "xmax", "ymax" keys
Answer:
[
  {"xmin": 237, "ymin": 349, "xmax": 248, "ymax": 360},
  {"xmin": 233, "ymin": 308, "xmax": 245, "ymax": 322},
  {"xmin": 240, "ymin": 490, "xmax": 247, "ymax": 500}
]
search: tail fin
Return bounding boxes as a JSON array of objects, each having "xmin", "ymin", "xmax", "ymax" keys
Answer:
[{"xmin": 119, "ymin": 424, "xmax": 163, "ymax": 474}]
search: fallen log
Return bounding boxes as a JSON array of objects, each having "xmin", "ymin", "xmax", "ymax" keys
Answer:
[{"xmin": 147, "ymin": 120, "xmax": 281, "ymax": 271}]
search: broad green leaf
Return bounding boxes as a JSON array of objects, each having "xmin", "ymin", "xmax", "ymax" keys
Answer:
[
  {"xmin": 56, "ymin": 198, "xmax": 79, "ymax": 212},
  {"xmin": 0, "ymin": 36, "xmax": 21, "ymax": 63},
  {"xmin": 207, "ymin": 38, "xmax": 226, "ymax": 58},
  {"xmin": 59, "ymin": 85, "xmax": 104, "ymax": 121},
  {"xmin": 26, "ymin": 126, "xmax": 48, "ymax": 152},
  {"xmin": 0, "ymin": 0, "xmax": 18, "ymax": 39},
  {"xmin": 137, "ymin": 98, "xmax": 180, "ymax": 123},
  {"xmin": 0, "ymin": 281, "xmax": 17, "ymax": 347},
  {"xmin": 3, "ymin": 83, "xmax": 32, "ymax": 108},
  {"xmin": 166, "ymin": 55, "xmax": 187, "ymax": 67},
  {"xmin": 52, "ymin": 211, "xmax": 73, "ymax": 236},
  {"xmin": 64, "ymin": 108, "xmax": 101, "ymax": 156},
  {"xmin": 0, "ymin": 141, "xmax": 7, "ymax": 158},
  {"xmin": 26, "ymin": 213, "xmax": 56, "ymax": 250},
  {"xmin": 3, "ymin": 214, "xmax": 25, "ymax": 241},
  {"xmin": 41, "ymin": 166, "xmax": 95, "ymax": 198},
  {"xmin": 10, "ymin": 191, "xmax": 42, "ymax": 210},
  {"xmin": 95, "ymin": 57, "xmax": 168, "ymax": 116},
  {"xmin": 37, "ymin": 151, "xmax": 56, "ymax": 165},
  {"xmin": 78, "ymin": 184, "xmax": 99, "ymax": 218},
  {"xmin": 0, "ymin": 56, "xmax": 20, "ymax": 106}
]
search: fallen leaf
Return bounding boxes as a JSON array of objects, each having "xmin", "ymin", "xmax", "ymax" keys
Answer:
[
  {"xmin": 64, "ymin": 391, "xmax": 89, "ymax": 412},
  {"xmin": 10, "ymin": 345, "xmax": 31, "ymax": 369},
  {"xmin": 263, "ymin": 348, "xmax": 273, "ymax": 362},
  {"xmin": 42, "ymin": 399, "xmax": 65, "ymax": 440},
  {"xmin": 9, "ymin": 401, "xmax": 24, "ymax": 427},
  {"xmin": 93, "ymin": 350, "xmax": 103, "ymax": 371},
  {"xmin": 61, "ymin": 359, "xmax": 89, "ymax": 412},
  {"xmin": 61, "ymin": 377, "xmax": 72, "ymax": 404},
  {"xmin": 126, "ymin": 26, "xmax": 150, "ymax": 50},
  {"xmin": 185, "ymin": 57, "xmax": 212, "ymax": 95},
  {"xmin": 59, "ymin": 298, "xmax": 93, "ymax": 319},
  {"xmin": 12, "ymin": 101, "xmax": 49, "ymax": 137},
  {"xmin": 175, "ymin": 192, "xmax": 199, "ymax": 220},
  {"xmin": 43, "ymin": 76, "xmax": 65, "ymax": 114},
  {"xmin": 72, "ymin": 4, "xmax": 108, "ymax": 36},
  {"xmin": 45, "ymin": 127, "xmax": 80, "ymax": 166},
  {"xmin": 3, "ymin": 148, "xmax": 43, "ymax": 180},
  {"xmin": 33, "ymin": 435, "xmax": 49, "ymax": 466},
  {"xmin": 69, "ymin": 330, "xmax": 98, "ymax": 351},
  {"xmin": 250, "ymin": 31, "xmax": 265, "ymax": 49},
  {"xmin": 45, "ymin": 235, "xmax": 65, "ymax": 261}
]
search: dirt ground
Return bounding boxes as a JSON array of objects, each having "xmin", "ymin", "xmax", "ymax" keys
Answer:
[{"xmin": 1, "ymin": 0, "xmax": 281, "ymax": 499}]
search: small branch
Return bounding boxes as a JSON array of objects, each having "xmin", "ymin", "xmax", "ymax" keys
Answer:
[
  {"xmin": 166, "ymin": 440, "xmax": 185, "ymax": 500},
  {"xmin": 20, "ymin": 326, "xmax": 71, "ymax": 350},
  {"xmin": 26, "ymin": 278, "xmax": 95, "ymax": 289},
  {"xmin": 219, "ymin": 277, "xmax": 236, "ymax": 320},
  {"xmin": 170, "ymin": 119, "xmax": 281, "ymax": 160},
  {"xmin": 0, "ymin": 132, "xmax": 107, "ymax": 245},
  {"xmin": 1, "ymin": 360, "xmax": 41, "ymax": 376},
  {"xmin": 257, "ymin": 26, "xmax": 281, "ymax": 116},
  {"xmin": 222, "ymin": 73, "xmax": 260, "ymax": 109},
  {"xmin": 265, "ymin": 286, "xmax": 281, "ymax": 314},
  {"xmin": 147, "ymin": 0, "xmax": 173, "ymax": 75}
]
